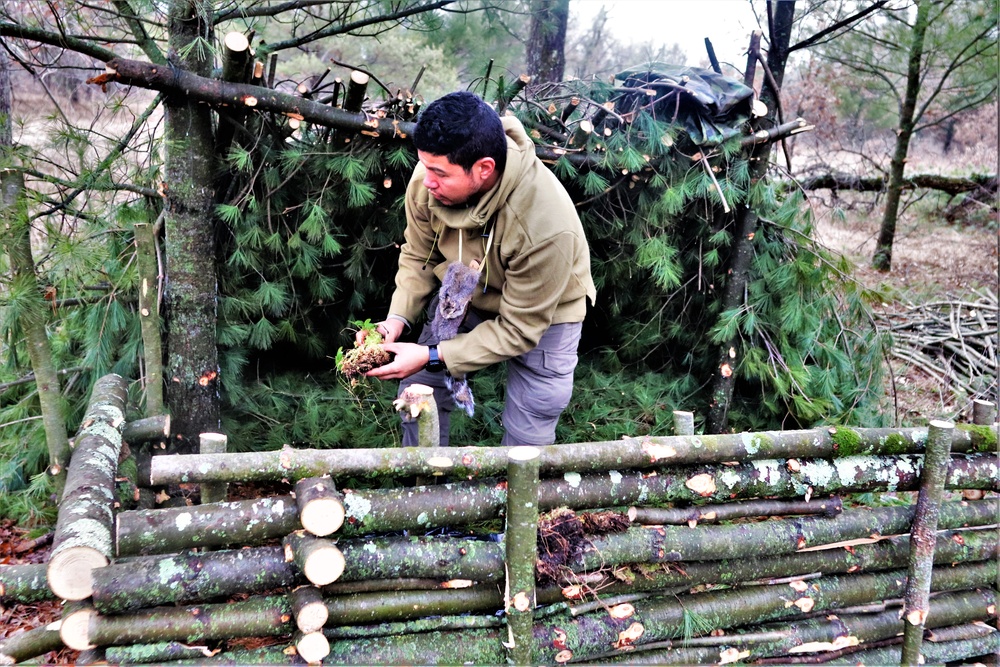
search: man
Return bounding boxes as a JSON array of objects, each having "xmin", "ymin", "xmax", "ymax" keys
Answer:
[{"xmin": 361, "ymin": 91, "xmax": 596, "ymax": 447}]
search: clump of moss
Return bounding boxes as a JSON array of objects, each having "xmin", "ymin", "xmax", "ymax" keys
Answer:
[
  {"xmin": 956, "ymin": 423, "xmax": 999, "ymax": 453},
  {"xmin": 831, "ymin": 427, "xmax": 865, "ymax": 456},
  {"xmin": 336, "ymin": 320, "xmax": 391, "ymax": 384},
  {"xmin": 880, "ymin": 432, "xmax": 910, "ymax": 455}
]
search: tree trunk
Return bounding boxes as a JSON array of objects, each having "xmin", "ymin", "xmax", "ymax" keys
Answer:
[
  {"xmin": 47, "ymin": 373, "xmax": 129, "ymax": 601},
  {"xmin": 526, "ymin": 0, "xmax": 569, "ymax": 84},
  {"xmin": 144, "ymin": 425, "xmax": 996, "ymax": 486},
  {"xmin": 900, "ymin": 420, "xmax": 954, "ymax": 664},
  {"xmin": 133, "ymin": 221, "xmax": 164, "ymax": 416},
  {"xmin": 163, "ymin": 0, "xmax": 220, "ymax": 449},
  {"xmin": 0, "ymin": 160, "xmax": 71, "ymax": 490},
  {"xmin": 872, "ymin": 0, "xmax": 931, "ymax": 271}
]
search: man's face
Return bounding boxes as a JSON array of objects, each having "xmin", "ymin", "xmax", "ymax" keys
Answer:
[{"xmin": 418, "ymin": 150, "xmax": 496, "ymax": 207}]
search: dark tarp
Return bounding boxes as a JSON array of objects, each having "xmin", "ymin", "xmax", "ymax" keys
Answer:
[{"xmin": 614, "ymin": 62, "xmax": 754, "ymax": 146}]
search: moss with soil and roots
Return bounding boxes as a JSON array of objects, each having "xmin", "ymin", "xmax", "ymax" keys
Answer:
[{"xmin": 335, "ymin": 320, "xmax": 391, "ymax": 384}]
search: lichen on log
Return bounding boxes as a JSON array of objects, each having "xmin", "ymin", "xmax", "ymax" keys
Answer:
[{"xmin": 48, "ymin": 373, "xmax": 129, "ymax": 600}]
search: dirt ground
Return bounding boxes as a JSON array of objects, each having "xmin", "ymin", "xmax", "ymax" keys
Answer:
[{"xmin": 808, "ymin": 193, "xmax": 999, "ymax": 425}]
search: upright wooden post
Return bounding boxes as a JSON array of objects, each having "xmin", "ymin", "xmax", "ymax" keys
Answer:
[
  {"xmin": 199, "ymin": 432, "xmax": 228, "ymax": 504},
  {"xmin": 900, "ymin": 419, "xmax": 954, "ymax": 665},
  {"xmin": 505, "ymin": 446, "xmax": 540, "ymax": 665}
]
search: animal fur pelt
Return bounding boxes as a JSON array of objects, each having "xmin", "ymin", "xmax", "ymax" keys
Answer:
[
  {"xmin": 431, "ymin": 261, "xmax": 482, "ymax": 341},
  {"xmin": 429, "ymin": 260, "xmax": 482, "ymax": 415}
]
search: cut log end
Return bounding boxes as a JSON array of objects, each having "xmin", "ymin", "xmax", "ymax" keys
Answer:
[
  {"xmin": 508, "ymin": 446, "xmax": 541, "ymax": 462},
  {"xmin": 47, "ymin": 547, "xmax": 107, "ymax": 601},
  {"xmin": 293, "ymin": 601, "xmax": 329, "ymax": 634},
  {"xmin": 300, "ymin": 497, "xmax": 345, "ymax": 537},
  {"xmin": 224, "ymin": 31, "xmax": 250, "ymax": 53},
  {"xmin": 303, "ymin": 544, "xmax": 346, "ymax": 587},
  {"xmin": 350, "ymin": 70, "xmax": 369, "ymax": 85},
  {"xmin": 295, "ymin": 631, "xmax": 331, "ymax": 664},
  {"xmin": 60, "ymin": 606, "xmax": 97, "ymax": 651}
]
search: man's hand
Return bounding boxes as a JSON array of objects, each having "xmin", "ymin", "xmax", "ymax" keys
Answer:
[
  {"xmin": 365, "ymin": 343, "xmax": 432, "ymax": 380},
  {"xmin": 356, "ymin": 319, "xmax": 405, "ymax": 346}
]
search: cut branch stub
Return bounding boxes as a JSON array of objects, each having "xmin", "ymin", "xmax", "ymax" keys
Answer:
[
  {"xmin": 284, "ymin": 530, "xmax": 346, "ymax": 586},
  {"xmin": 295, "ymin": 476, "xmax": 344, "ymax": 536},
  {"xmin": 199, "ymin": 432, "xmax": 228, "ymax": 504},
  {"xmin": 343, "ymin": 70, "xmax": 369, "ymax": 113}
]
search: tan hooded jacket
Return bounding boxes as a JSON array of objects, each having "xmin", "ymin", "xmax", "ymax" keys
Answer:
[{"xmin": 388, "ymin": 116, "xmax": 597, "ymax": 377}]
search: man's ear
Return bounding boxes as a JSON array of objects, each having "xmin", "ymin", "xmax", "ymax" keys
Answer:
[{"xmin": 474, "ymin": 157, "xmax": 496, "ymax": 181}]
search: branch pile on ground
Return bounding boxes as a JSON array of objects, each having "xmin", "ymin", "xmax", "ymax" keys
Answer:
[
  {"xmin": 1, "ymin": 383, "xmax": 997, "ymax": 665},
  {"xmin": 879, "ymin": 289, "xmax": 998, "ymax": 401}
]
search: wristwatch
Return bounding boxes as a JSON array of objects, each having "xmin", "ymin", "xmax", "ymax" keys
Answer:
[{"xmin": 424, "ymin": 344, "xmax": 446, "ymax": 372}]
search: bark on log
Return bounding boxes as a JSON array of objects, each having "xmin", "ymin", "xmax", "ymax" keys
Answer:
[
  {"xmin": 972, "ymin": 399, "xmax": 997, "ymax": 425},
  {"xmin": 91, "ymin": 545, "xmax": 296, "ymax": 614},
  {"xmin": 97, "ymin": 57, "xmax": 413, "ymax": 141},
  {"xmin": 900, "ymin": 420, "xmax": 954, "ymax": 665},
  {"xmin": 104, "ymin": 641, "xmax": 222, "ymax": 665},
  {"xmin": 85, "ymin": 595, "xmax": 292, "ymax": 648},
  {"xmin": 564, "ymin": 528, "xmax": 997, "ymax": 602},
  {"xmin": 823, "ymin": 633, "xmax": 1000, "ymax": 666},
  {"xmin": 312, "ymin": 563, "xmax": 996, "ymax": 664},
  {"xmin": 122, "ymin": 414, "xmax": 170, "ymax": 444},
  {"xmin": 324, "ymin": 614, "xmax": 504, "ymax": 639},
  {"xmin": 505, "ymin": 447, "xmax": 541, "ymax": 665},
  {"xmin": 629, "ymin": 497, "xmax": 842, "ymax": 526},
  {"xmin": 0, "ymin": 563, "xmax": 55, "ymax": 603},
  {"xmin": 0, "ymin": 621, "xmax": 63, "ymax": 665},
  {"xmin": 325, "ymin": 586, "xmax": 503, "ymax": 625},
  {"xmin": 283, "ymin": 530, "xmax": 345, "ymax": 586},
  {"xmin": 133, "ymin": 222, "xmax": 164, "ymax": 416},
  {"xmin": 798, "ymin": 171, "xmax": 997, "ymax": 196},
  {"xmin": 571, "ymin": 502, "xmax": 996, "ymax": 569},
  {"xmin": 145, "ymin": 426, "xmax": 996, "ymax": 485},
  {"xmin": 116, "ymin": 494, "xmax": 300, "ymax": 556},
  {"xmin": 291, "ymin": 585, "xmax": 328, "ymax": 634},
  {"xmin": 342, "ymin": 71, "xmax": 369, "ymax": 113},
  {"xmin": 294, "ymin": 476, "xmax": 344, "ymax": 536},
  {"xmin": 672, "ymin": 411, "xmax": 694, "ymax": 436},
  {"xmin": 48, "ymin": 373, "xmax": 129, "ymax": 600},
  {"xmin": 592, "ymin": 588, "xmax": 998, "ymax": 664},
  {"xmin": 127, "ymin": 454, "xmax": 998, "ymax": 553}
]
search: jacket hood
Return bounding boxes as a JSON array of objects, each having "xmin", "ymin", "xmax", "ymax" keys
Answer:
[{"xmin": 425, "ymin": 115, "xmax": 534, "ymax": 231}]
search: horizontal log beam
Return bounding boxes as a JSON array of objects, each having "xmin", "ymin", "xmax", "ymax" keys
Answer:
[{"xmin": 146, "ymin": 426, "xmax": 995, "ymax": 485}]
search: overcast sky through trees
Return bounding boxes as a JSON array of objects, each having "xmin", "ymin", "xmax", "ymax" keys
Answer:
[{"xmin": 570, "ymin": 0, "xmax": 762, "ymax": 68}]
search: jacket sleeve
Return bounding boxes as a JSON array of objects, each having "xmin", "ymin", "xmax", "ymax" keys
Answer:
[
  {"xmin": 387, "ymin": 167, "xmax": 440, "ymax": 324},
  {"xmin": 438, "ymin": 228, "xmax": 580, "ymax": 377}
]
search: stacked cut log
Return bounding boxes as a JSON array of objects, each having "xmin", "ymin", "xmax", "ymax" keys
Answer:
[{"xmin": 1, "ymin": 384, "xmax": 998, "ymax": 665}]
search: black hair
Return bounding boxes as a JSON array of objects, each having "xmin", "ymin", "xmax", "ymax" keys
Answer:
[{"xmin": 413, "ymin": 91, "xmax": 508, "ymax": 174}]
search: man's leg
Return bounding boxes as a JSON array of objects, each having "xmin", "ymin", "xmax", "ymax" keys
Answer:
[{"xmin": 501, "ymin": 322, "xmax": 583, "ymax": 446}]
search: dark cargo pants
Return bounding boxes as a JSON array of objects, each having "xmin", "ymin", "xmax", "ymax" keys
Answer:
[{"xmin": 399, "ymin": 303, "xmax": 582, "ymax": 447}]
